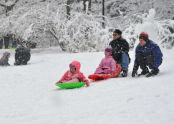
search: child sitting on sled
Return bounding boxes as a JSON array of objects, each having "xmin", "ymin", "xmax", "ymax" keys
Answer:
[
  {"xmin": 0, "ymin": 51, "xmax": 10, "ymax": 66},
  {"xmin": 56, "ymin": 60, "xmax": 90, "ymax": 87},
  {"xmin": 95, "ymin": 47, "xmax": 116, "ymax": 75}
]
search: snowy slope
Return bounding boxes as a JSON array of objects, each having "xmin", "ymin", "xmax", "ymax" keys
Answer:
[{"xmin": 0, "ymin": 48, "xmax": 174, "ymax": 124}]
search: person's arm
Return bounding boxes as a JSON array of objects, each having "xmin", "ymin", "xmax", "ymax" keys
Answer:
[
  {"xmin": 111, "ymin": 59, "xmax": 116, "ymax": 72},
  {"xmin": 99, "ymin": 58, "xmax": 104, "ymax": 68},
  {"xmin": 79, "ymin": 72, "xmax": 90, "ymax": 87},
  {"xmin": 152, "ymin": 44, "xmax": 163, "ymax": 69},
  {"xmin": 94, "ymin": 58, "xmax": 104, "ymax": 74},
  {"xmin": 109, "ymin": 41, "xmax": 112, "ymax": 46},
  {"xmin": 122, "ymin": 39, "xmax": 129, "ymax": 53},
  {"xmin": 56, "ymin": 71, "xmax": 69, "ymax": 83},
  {"xmin": 132, "ymin": 46, "xmax": 139, "ymax": 77},
  {"xmin": 133, "ymin": 46, "xmax": 139, "ymax": 69}
]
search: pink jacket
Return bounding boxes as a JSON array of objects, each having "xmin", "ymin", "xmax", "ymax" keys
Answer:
[
  {"xmin": 57, "ymin": 61, "xmax": 90, "ymax": 87},
  {"xmin": 95, "ymin": 56, "xmax": 116, "ymax": 74}
]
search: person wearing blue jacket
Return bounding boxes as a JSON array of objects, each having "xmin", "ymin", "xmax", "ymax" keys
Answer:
[{"xmin": 132, "ymin": 32, "xmax": 163, "ymax": 77}]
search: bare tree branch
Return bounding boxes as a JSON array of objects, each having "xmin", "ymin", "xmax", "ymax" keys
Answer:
[
  {"xmin": 0, "ymin": 3, "xmax": 6, "ymax": 7},
  {"xmin": 48, "ymin": 28, "xmax": 66, "ymax": 51},
  {"xmin": 0, "ymin": 0, "xmax": 20, "ymax": 16}
]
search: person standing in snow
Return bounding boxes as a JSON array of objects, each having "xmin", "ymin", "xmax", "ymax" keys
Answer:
[
  {"xmin": 0, "ymin": 51, "xmax": 10, "ymax": 66},
  {"xmin": 132, "ymin": 32, "xmax": 163, "ymax": 77},
  {"xmin": 95, "ymin": 47, "xmax": 116, "ymax": 74},
  {"xmin": 109, "ymin": 29, "xmax": 130, "ymax": 77},
  {"xmin": 0, "ymin": 38, "xmax": 3, "ymax": 49},
  {"xmin": 14, "ymin": 45, "xmax": 31, "ymax": 65},
  {"xmin": 12, "ymin": 34, "xmax": 17, "ymax": 48},
  {"xmin": 56, "ymin": 61, "xmax": 90, "ymax": 87},
  {"xmin": 4, "ymin": 34, "xmax": 10, "ymax": 49}
]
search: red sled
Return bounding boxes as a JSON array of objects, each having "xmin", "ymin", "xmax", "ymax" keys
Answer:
[{"xmin": 88, "ymin": 64, "xmax": 122, "ymax": 81}]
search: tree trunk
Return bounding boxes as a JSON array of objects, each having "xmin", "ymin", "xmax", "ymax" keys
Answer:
[
  {"xmin": 66, "ymin": 0, "xmax": 71, "ymax": 19},
  {"xmin": 83, "ymin": 0, "xmax": 91, "ymax": 12},
  {"xmin": 0, "ymin": 0, "xmax": 19, "ymax": 16},
  {"xmin": 102, "ymin": 0, "xmax": 105, "ymax": 28}
]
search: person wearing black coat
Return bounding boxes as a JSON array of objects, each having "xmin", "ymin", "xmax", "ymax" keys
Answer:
[
  {"xmin": 14, "ymin": 45, "xmax": 31, "ymax": 65},
  {"xmin": 109, "ymin": 29, "xmax": 130, "ymax": 77}
]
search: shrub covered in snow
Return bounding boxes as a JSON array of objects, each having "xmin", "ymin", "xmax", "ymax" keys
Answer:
[
  {"xmin": 0, "ymin": 1, "xmax": 112, "ymax": 52},
  {"xmin": 0, "ymin": 1, "xmax": 174, "ymax": 51},
  {"xmin": 123, "ymin": 9, "xmax": 174, "ymax": 49}
]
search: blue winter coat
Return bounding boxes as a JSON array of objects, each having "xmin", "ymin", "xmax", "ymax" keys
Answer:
[{"xmin": 134, "ymin": 40, "xmax": 163, "ymax": 69}]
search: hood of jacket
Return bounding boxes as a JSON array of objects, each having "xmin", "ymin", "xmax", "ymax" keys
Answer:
[{"xmin": 69, "ymin": 61, "xmax": 81, "ymax": 73}]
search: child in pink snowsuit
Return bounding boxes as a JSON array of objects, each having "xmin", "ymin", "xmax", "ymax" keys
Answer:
[
  {"xmin": 56, "ymin": 61, "xmax": 90, "ymax": 87},
  {"xmin": 95, "ymin": 47, "xmax": 116, "ymax": 74}
]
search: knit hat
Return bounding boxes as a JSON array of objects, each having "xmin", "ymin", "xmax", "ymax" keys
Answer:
[
  {"xmin": 139, "ymin": 32, "xmax": 149, "ymax": 41},
  {"xmin": 114, "ymin": 29, "xmax": 122, "ymax": 35},
  {"xmin": 105, "ymin": 47, "xmax": 112, "ymax": 54}
]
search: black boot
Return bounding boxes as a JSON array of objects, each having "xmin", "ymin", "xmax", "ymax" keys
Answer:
[
  {"xmin": 122, "ymin": 70, "xmax": 128, "ymax": 77},
  {"xmin": 146, "ymin": 68, "xmax": 159, "ymax": 77},
  {"xmin": 138, "ymin": 68, "xmax": 149, "ymax": 76}
]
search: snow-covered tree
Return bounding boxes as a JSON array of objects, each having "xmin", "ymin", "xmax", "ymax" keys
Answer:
[
  {"xmin": 123, "ymin": 9, "xmax": 174, "ymax": 49},
  {"xmin": 0, "ymin": 0, "xmax": 173, "ymax": 51}
]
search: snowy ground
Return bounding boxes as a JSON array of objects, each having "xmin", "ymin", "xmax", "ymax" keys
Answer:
[{"xmin": 0, "ymin": 48, "xmax": 174, "ymax": 124}]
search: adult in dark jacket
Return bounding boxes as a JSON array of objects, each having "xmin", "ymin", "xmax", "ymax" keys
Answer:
[
  {"xmin": 109, "ymin": 29, "xmax": 130, "ymax": 77},
  {"xmin": 132, "ymin": 32, "xmax": 163, "ymax": 77},
  {"xmin": 14, "ymin": 45, "xmax": 31, "ymax": 65}
]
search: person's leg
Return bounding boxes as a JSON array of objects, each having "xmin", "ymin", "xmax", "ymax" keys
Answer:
[
  {"xmin": 121, "ymin": 53, "xmax": 129, "ymax": 77},
  {"xmin": 136, "ymin": 53, "xmax": 149, "ymax": 75},
  {"xmin": 121, "ymin": 53, "xmax": 129, "ymax": 71},
  {"xmin": 112, "ymin": 53, "xmax": 122, "ymax": 65},
  {"xmin": 146, "ymin": 55, "xmax": 162, "ymax": 77},
  {"xmin": 95, "ymin": 67, "xmax": 104, "ymax": 74},
  {"xmin": 146, "ymin": 55, "xmax": 154, "ymax": 69},
  {"xmin": 63, "ymin": 78, "xmax": 80, "ymax": 83},
  {"xmin": 0, "ymin": 40, "xmax": 3, "ymax": 49},
  {"xmin": 4, "ymin": 38, "xmax": 9, "ymax": 49}
]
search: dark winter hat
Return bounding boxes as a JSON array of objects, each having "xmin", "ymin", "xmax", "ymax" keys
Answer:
[
  {"xmin": 114, "ymin": 29, "xmax": 122, "ymax": 35},
  {"xmin": 139, "ymin": 32, "xmax": 149, "ymax": 41},
  {"xmin": 105, "ymin": 47, "xmax": 112, "ymax": 54}
]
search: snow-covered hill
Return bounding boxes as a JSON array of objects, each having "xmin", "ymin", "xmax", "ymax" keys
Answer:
[{"xmin": 0, "ymin": 48, "xmax": 174, "ymax": 124}]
